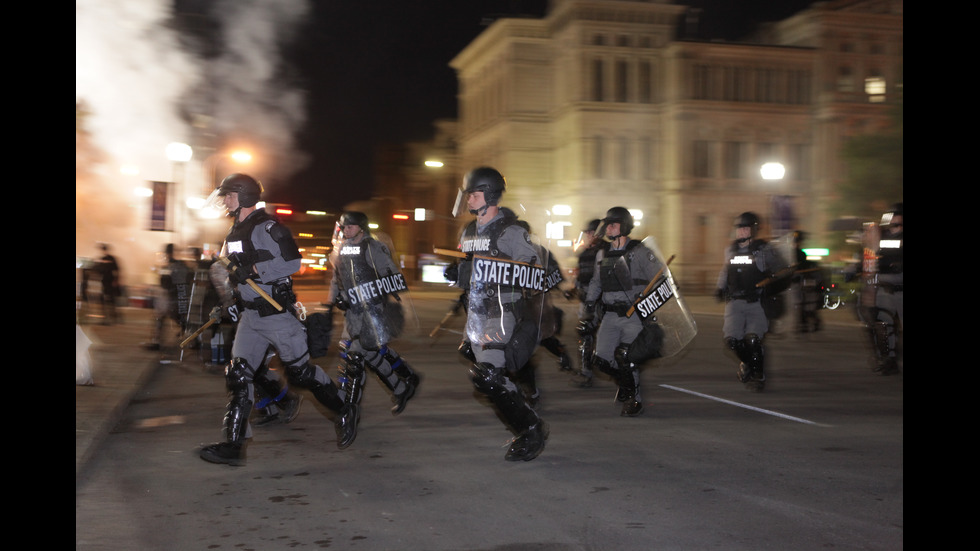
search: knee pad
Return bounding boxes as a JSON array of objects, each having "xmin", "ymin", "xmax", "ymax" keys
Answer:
[
  {"xmin": 285, "ymin": 361, "xmax": 318, "ymax": 388},
  {"xmin": 871, "ymin": 322, "xmax": 895, "ymax": 356},
  {"xmin": 724, "ymin": 337, "xmax": 740, "ymax": 352},
  {"xmin": 469, "ymin": 362, "xmax": 508, "ymax": 396},
  {"xmin": 594, "ymin": 356, "xmax": 618, "ymax": 378},
  {"xmin": 225, "ymin": 358, "xmax": 254, "ymax": 393},
  {"xmin": 614, "ymin": 344, "xmax": 633, "ymax": 369},
  {"xmin": 223, "ymin": 358, "xmax": 254, "ymax": 442},
  {"xmin": 743, "ymin": 333, "xmax": 764, "ymax": 369}
]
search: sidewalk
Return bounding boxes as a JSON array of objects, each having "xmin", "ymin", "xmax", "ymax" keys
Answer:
[{"xmin": 75, "ymin": 292, "xmax": 860, "ymax": 480}]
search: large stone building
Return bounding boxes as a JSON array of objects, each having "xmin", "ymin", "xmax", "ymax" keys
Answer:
[{"xmin": 447, "ymin": 0, "xmax": 902, "ymax": 291}]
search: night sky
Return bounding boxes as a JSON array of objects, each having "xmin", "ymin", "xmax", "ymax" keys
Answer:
[{"xmin": 268, "ymin": 0, "xmax": 814, "ymax": 210}]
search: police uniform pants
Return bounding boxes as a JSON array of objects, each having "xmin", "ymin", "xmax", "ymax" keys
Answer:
[
  {"xmin": 230, "ymin": 309, "xmax": 333, "ymax": 437},
  {"xmin": 723, "ymin": 299, "xmax": 769, "ymax": 340},
  {"xmin": 594, "ymin": 311, "xmax": 643, "ymax": 364},
  {"xmin": 874, "ymin": 289, "xmax": 903, "ymax": 354}
]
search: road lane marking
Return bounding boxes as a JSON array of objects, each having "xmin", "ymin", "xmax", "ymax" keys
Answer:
[{"xmin": 659, "ymin": 384, "xmax": 831, "ymax": 427}]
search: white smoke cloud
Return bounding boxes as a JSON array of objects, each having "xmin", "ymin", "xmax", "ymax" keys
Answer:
[
  {"xmin": 75, "ymin": 0, "xmax": 311, "ymax": 287},
  {"xmin": 208, "ymin": 0, "xmax": 310, "ymax": 162},
  {"xmin": 76, "ymin": 0, "xmax": 201, "ymax": 181}
]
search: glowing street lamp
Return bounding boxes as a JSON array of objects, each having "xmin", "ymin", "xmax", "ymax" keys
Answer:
[{"xmin": 760, "ymin": 162, "xmax": 785, "ymax": 181}]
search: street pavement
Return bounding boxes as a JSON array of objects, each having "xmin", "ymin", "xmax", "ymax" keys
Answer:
[{"xmin": 75, "ymin": 289, "xmax": 903, "ymax": 551}]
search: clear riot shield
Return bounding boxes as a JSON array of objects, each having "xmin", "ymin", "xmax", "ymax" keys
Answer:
[
  {"xmin": 527, "ymin": 218, "xmax": 564, "ymax": 343},
  {"xmin": 465, "ymin": 253, "xmax": 547, "ymax": 372},
  {"xmin": 625, "ymin": 236, "xmax": 697, "ymax": 362},
  {"xmin": 333, "ymin": 235, "xmax": 410, "ymax": 350},
  {"xmin": 463, "ymin": 210, "xmax": 549, "ymax": 373}
]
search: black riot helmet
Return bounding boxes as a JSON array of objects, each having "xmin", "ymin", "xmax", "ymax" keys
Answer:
[
  {"xmin": 218, "ymin": 173, "xmax": 264, "ymax": 208},
  {"xmin": 600, "ymin": 206, "xmax": 635, "ymax": 238},
  {"xmin": 880, "ymin": 202, "xmax": 903, "ymax": 229},
  {"xmin": 734, "ymin": 212, "xmax": 761, "ymax": 241},
  {"xmin": 463, "ymin": 167, "xmax": 506, "ymax": 207},
  {"xmin": 339, "ymin": 211, "xmax": 371, "ymax": 237}
]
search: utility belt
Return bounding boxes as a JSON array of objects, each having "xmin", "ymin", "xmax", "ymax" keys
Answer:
[
  {"xmin": 602, "ymin": 302, "xmax": 632, "ymax": 316},
  {"xmin": 727, "ymin": 290, "xmax": 761, "ymax": 303},
  {"xmin": 243, "ymin": 279, "xmax": 296, "ymax": 317}
]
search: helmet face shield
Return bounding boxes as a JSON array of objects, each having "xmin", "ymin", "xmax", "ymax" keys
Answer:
[
  {"xmin": 452, "ymin": 188, "xmax": 468, "ymax": 218},
  {"xmin": 205, "ymin": 187, "xmax": 236, "ymax": 217}
]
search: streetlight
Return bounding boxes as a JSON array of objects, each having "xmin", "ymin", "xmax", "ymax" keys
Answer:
[
  {"xmin": 203, "ymin": 149, "xmax": 253, "ymax": 196},
  {"xmin": 760, "ymin": 162, "xmax": 785, "ymax": 181}
]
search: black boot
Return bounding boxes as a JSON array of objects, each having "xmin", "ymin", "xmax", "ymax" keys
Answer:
[
  {"xmin": 505, "ymin": 420, "xmax": 550, "ymax": 462},
  {"xmin": 200, "ymin": 441, "xmax": 246, "ymax": 466},
  {"xmin": 335, "ymin": 404, "xmax": 359, "ymax": 449},
  {"xmin": 278, "ymin": 391, "xmax": 303, "ymax": 423},
  {"xmin": 390, "ymin": 357, "xmax": 419, "ymax": 415},
  {"xmin": 470, "ymin": 362, "xmax": 548, "ymax": 462},
  {"xmin": 619, "ymin": 366, "xmax": 643, "ymax": 416}
]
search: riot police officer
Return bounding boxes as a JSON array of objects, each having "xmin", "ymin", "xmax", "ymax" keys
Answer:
[
  {"xmin": 199, "ymin": 174, "xmax": 357, "ymax": 466},
  {"xmin": 456, "ymin": 167, "xmax": 548, "ymax": 462},
  {"xmin": 869, "ymin": 203, "xmax": 903, "ymax": 375},
  {"xmin": 569, "ymin": 218, "xmax": 606, "ymax": 387},
  {"xmin": 583, "ymin": 207, "xmax": 663, "ymax": 416},
  {"xmin": 329, "ymin": 211, "xmax": 420, "ymax": 420},
  {"xmin": 144, "ymin": 243, "xmax": 192, "ymax": 350},
  {"xmin": 715, "ymin": 212, "xmax": 789, "ymax": 391}
]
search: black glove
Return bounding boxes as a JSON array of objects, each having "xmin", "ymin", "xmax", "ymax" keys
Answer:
[
  {"xmin": 715, "ymin": 288, "xmax": 726, "ymax": 302},
  {"xmin": 577, "ymin": 317, "xmax": 597, "ymax": 336},
  {"xmin": 226, "ymin": 254, "xmax": 254, "ymax": 286},
  {"xmin": 333, "ymin": 292, "xmax": 350, "ymax": 312},
  {"xmin": 582, "ymin": 301, "xmax": 596, "ymax": 320},
  {"xmin": 444, "ymin": 261, "xmax": 459, "ymax": 283}
]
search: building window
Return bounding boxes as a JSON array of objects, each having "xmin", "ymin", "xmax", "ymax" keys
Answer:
[
  {"xmin": 865, "ymin": 72, "xmax": 886, "ymax": 103},
  {"xmin": 639, "ymin": 61, "xmax": 652, "ymax": 103},
  {"xmin": 615, "ymin": 59, "xmax": 628, "ymax": 102},
  {"xmin": 693, "ymin": 140, "xmax": 710, "ymax": 178},
  {"xmin": 640, "ymin": 137, "xmax": 653, "ymax": 180},
  {"xmin": 723, "ymin": 141, "xmax": 745, "ymax": 180},
  {"xmin": 693, "ymin": 64, "xmax": 710, "ymax": 100},
  {"xmin": 787, "ymin": 144, "xmax": 809, "ymax": 182},
  {"xmin": 592, "ymin": 59, "xmax": 604, "ymax": 101},
  {"xmin": 618, "ymin": 138, "xmax": 630, "ymax": 179},
  {"xmin": 838, "ymin": 66, "xmax": 855, "ymax": 93}
]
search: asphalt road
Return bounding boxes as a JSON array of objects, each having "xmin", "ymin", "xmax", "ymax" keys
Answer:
[{"xmin": 76, "ymin": 288, "xmax": 902, "ymax": 551}]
